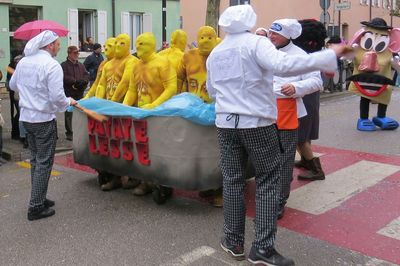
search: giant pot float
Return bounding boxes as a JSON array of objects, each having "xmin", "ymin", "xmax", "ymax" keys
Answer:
[{"xmin": 72, "ymin": 93, "xmax": 222, "ymax": 191}]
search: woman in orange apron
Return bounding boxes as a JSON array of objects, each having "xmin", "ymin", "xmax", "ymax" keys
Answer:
[{"xmin": 269, "ymin": 19, "xmax": 324, "ymax": 219}]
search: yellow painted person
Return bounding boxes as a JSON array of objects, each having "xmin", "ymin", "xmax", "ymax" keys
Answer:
[
  {"xmin": 158, "ymin": 29, "xmax": 188, "ymax": 70},
  {"xmin": 96, "ymin": 33, "xmax": 138, "ymax": 102},
  {"xmin": 123, "ymin": 32, "xmax": 177, "ymax": 195},
  {"xmin": 95, "ymin": 34, "xmax": 139, "ymax": 191},
  {"xmin": 83, "ymin": 37, "xmax": 116, "ymax": 99},
  {"xmin": 177, "ymin": 26, "xmax": 217, "ymax": 102},
  {"xmin": 177, "ymin": 26, "xmax": 222, "ymax": 207},
  {"xmin": 123, "ymin": 32, "xmax": 177, "ymax": 109}
]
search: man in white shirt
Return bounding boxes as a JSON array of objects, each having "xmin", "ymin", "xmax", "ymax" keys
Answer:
[
  {"xmin": 268, "ymin": 19, "xmax": 324, "ymax": 220},
  {"xmin": 206, "ymin": 5, "xmax": 348, "ymax": 266},
  {"xmin": 10, "ymin": 30, "xmax": 77, "ymax": 221}
]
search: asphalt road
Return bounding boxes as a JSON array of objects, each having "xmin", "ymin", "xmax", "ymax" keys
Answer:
[{"xmin": 0, "ymin": 90, "xmax": 399, "ymax": 266}]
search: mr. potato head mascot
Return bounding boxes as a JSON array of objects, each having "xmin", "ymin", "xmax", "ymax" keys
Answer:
[{"xmin": 348, "ymin": 18, "xmax": 400, "ymax": 131}]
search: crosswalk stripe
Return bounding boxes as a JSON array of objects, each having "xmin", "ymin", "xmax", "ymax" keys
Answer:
[
  {"xmin": 294, "ymin": 152, "xmax": 322, "ymax": 161},
  {"xmin": 287, "ymin": 160, "xmax": 400, "ymax": 215},
  {"xmin": 377, "ymin": 216, "xmax": 400, "ymax": 241}
]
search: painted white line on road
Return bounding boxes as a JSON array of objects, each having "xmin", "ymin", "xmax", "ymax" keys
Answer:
[
  {"xmin": 365, "ymin": 257, "xmax": 398, "ymax": 266},
  {"xmin": 377, "ymin": 216, "xmax": 400, "ymax": 241},
  {"xmin": 287, "ymin": 160, "xmax": 400, "ymax": 215},
  {"xmin": 295, "ymin": 152, "xmax": 322, "ymax": 161},
  {"xmin": 160, "ymin": 246, "xmax": 218, "ymax": 266},
  {"xmin": 180, "ymin": 245, "xmax": 215, "ymax": 264}
]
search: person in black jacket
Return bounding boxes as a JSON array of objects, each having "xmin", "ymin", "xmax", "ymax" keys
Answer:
[
  {"xmin": 83, "ymin": 43, "xmax": 104, "ymax": 87},
  {"xmin": 6, "ymin": 55, "xmax": 23, "ymax": 140},
  {"xmin": 61, "ymin": 46, "xmax": 89, "ymax": 140}
]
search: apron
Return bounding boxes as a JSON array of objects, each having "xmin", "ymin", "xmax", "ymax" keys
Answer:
[{"xmin": 277, "ymin": 98, "xmax": 298, "ymax": 130}]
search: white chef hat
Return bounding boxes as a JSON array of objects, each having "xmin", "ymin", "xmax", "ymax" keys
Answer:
[
  {"xmin": 219, "ymin": 5, "xmax": 257, "ymax": 34},
  {"xmin": 24, "ymin": 30, "xmax": 59, "ymax": 56},
  {"xmin": 269, "ymin": 19, "xmax": 302, "ymax": 40},
  {"xmin": 255, "ymin": 27, "xmax": 268, "ymax": 36}
]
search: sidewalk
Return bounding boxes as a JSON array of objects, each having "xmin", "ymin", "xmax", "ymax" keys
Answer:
[{"xmin": 1, "ymin": 86, "xmax": 72, "ymax": 161}]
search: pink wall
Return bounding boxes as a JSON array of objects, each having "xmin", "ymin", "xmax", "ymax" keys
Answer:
[{"xmin": 181, "ymin": 0, "xmax": 400, "ymax": 44}]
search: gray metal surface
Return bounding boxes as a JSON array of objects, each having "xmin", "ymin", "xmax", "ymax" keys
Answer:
[{"xmin": 73, "ymin": 110, "xmax": 222, "ymax": 190}]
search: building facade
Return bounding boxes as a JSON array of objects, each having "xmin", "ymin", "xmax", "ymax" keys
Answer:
[
  {"xmin": 181, "ymin": 0, "xmax": 400, "ymax": 45},
  {"xmin": 0, "ymin": 0, "xmax": 181, "ymax": 70}
]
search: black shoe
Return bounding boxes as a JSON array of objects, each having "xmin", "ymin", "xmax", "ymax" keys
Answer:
[
  {"xmin": 66, "ymin": 135, "xmax": 73, "ymax": 141},
  {"xmin": 27, "ymin": 207, "xmax": 55, "ymax": 221},
  {"xmin": 220, "ymin": 237, "xmax": 245, "ymax": 261},
  {"xmin": 248, "ymin": 246, "xmax": 294, "ymax": 266},
  {"xmin": 44, "ymin": 199, "xmax": 55, "ymax": 208}
]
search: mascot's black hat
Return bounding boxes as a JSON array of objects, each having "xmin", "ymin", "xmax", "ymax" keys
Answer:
[{"xmin": 361, "ymin": 17, "xmax": 392, "ymax": 30}]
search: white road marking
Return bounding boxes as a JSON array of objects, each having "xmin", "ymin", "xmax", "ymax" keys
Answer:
[
  {"xmin": 364, "ymin": 257, "xmax": 398, "ymax": 266},
  {"xmin": 160, "ymin": 245, "xmax": 243, "ymax": 266},
  {"xmin": 287, "ymin": 160, "xmax": 400, "ymax": 215},
  {"xmin": 377, "ymin": 217, "xmax": 400, "ymax": 241},
  {"xmin": 295, "ymin": 152, "xmax": 322, "ymax": 161},
  {"xmin": 160, "ymin": 246, "xmax": 216, "ymax": 266},
  {"xmin": 180, "ymin": 246, "xmax": 215, "ymax": 264}
]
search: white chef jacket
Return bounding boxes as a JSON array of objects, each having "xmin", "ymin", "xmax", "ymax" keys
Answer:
[
  {"xmin": 206, "ymin": 32, "xmax": 336, "ymax": 129},
  {"xmin": 9, "ymin": 50, "xmax": 71, "ymax": 123},
  {"xmin": 273, "ymin": 41, "xmax": 323, "ymax": 118}
]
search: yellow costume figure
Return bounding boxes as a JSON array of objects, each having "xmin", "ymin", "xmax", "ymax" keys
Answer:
[
  {"xmin": 83, "ymin": 37, "xmax": 116, "ymax": 99},
  {"xmin": 123, "ymin": 32, "xmax": 177, "ymax": 109},
  {"xmin": 177, "ymin": 26, "xmax": 217, "ymax": 102},
  {"xmin": 96, "ymin": 34, "xmax": 138, "ymax": 102},
  {"xmin": 123, "ymin": 32, "xmax": 177, "ymax": 196},
  {"xmin": 158, "ymin": 29, "xmax": 187, "ymax": 70},
  {"xmin": 94, "ymin": 35, "xmax": 138, "ymax": 191}
]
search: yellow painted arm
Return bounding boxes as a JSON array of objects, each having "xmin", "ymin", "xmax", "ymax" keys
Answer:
[
  {"xmin": 83, "ymin": 61, "xmax": 105, "ymax": 99},
  {"xmin": 95, "ymin": 68, "xmax": 107, "ymax": 99},
  {"xmin": 122, "ymin": 72, "xmax": 137, "ymax": 106},
  {"xmin": 142, "ymin": 64, "xmax": 177, "ymax": 109},
  {"xmin": 111, "ymin": 57, "xmax": 138, "ymax": 102},
  {"xmin": 176, "ymin": 57, "xmax": 186, "ymax": 93}
]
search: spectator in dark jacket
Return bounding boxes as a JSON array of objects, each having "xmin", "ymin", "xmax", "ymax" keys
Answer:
[
  {"xmin": 61, "ymin": 46, "xmax": 89, "ymax": 140},
  {"xmin": 83, "ymin": 43, "xmax": 104, "ymax": 86},
  {"xmin": 6, "ymin": 55, "xmax": 23, "ymax": 140}
]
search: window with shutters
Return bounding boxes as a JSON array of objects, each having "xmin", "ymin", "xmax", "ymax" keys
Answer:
[
  {"xmin": 68, "ymin": 9, "xmax": 107, "ymax": 56},
  {"xmin": 121, "ymin": 12, "xmax": 152, "ymax": 52},
  {"xmin": 79, "ymin": 10, "xmax": 95, "ymax": 51}
]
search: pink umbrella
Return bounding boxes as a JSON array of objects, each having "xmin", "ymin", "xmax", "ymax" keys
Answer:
[{"xmin": 13, "ymin": 20, "xmax": 69, "ymax": 40}]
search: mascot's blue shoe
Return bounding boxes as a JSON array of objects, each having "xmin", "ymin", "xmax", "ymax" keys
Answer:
[
  {"xmin": 372, "ymin": 117, "xmax": 399, "ymax": 130},
  {"xmin": 357, "ymin": 118, "xmax": 376, "ymax": 131}
]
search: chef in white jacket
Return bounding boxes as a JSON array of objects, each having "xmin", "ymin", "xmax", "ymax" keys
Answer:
[
  {"xmin": 269, "ymin": 19, "xmax": 323, "ymax": 220},
  {"xmin": 206, "ymin": 5, "xmax": 348, "ymax": 266}
]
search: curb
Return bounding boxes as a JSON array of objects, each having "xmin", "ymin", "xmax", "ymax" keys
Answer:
[{"xmin": 320, "ymin": 90, "xmax": 352, "ymax": 101}]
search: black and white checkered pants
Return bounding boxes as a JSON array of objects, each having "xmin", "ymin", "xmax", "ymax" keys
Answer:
[
  {"xmin": 278, "ymin": 129, "xmax": 298, "ymax": 206},
  {"xmin": 217, "ymin": 125, "xmax": 282, "ymax": 250},
  {"xmin": 23, "ymin": 119, "xmax": 57, "ymax": 211}
]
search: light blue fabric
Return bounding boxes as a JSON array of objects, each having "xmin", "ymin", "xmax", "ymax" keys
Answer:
[{"xmin": 71, "ymin": 93, "xmax": 216, "ymax": 126}]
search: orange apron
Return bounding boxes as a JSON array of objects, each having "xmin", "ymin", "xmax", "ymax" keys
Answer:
[{"xmin": 277, "ymin": 98, "xmax": 298, "ymax": 130}]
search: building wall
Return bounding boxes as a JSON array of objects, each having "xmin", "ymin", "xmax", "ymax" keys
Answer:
[
  {"xmin": 115, "ymin": 0, "xmax": 181, "ymax": 47},
  {"xmin": 181, "ymin": 0, "xmax": 400, "ymax": 44},
  {"xmin": 0, "ymin": 0, "xmax": 181, "ymax": 76}
]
